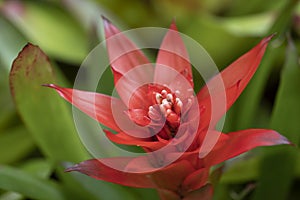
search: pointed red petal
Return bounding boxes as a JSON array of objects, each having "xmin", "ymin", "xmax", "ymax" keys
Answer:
[
  {"xmin": 66, "ymin": 157, "xmax": 194, "ymax": 191},
  {"xmin": 154, "ymin": 21, "xmax": 193, "ymax": 87},
  {"xmin": 66, "ymin": 157, "xmax": 155, "ymax": 188},
  {"xmin": 103, "ymin": 17, "xmax": 154, "ymax": 106},
  {"xmin": 203, "ymin": 129, "xmax": 290, "ymax": 167},
  {"xmin": 111, "ymin": 68, "xmax": 153, "ymax": 109},
  {"xmin": 104, "ymin": 130, "xmax": 164, "ymax": 150},
  {"xmin": 103, "ymin": 17, "xmax": 153, "ymax": 83},
  {"xmin": 197, "ymin": 36, "xmax": 273, "ymax": 128},
  {"xmin": 43, "ymin": 84, "xmax": 128, "ymax": 131},
  {"xmin": 198, "ymin": 81, "xmax": 240, "ymax": 131}
]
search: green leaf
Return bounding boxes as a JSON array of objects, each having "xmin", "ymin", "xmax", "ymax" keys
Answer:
[
  {"xmin": 21, "ymin": 159, "xmax": 53, "ymax": 179},
  {"xmin": 0, "ymin": 159, "xmax": 53, "ymax": 200},
  {"xmin": 268, "ymin": 0, "xmax": 299, "ymax": 39},
  {"xmin": 0, "ymin": 126, "xmax": 35, "ymax": 164},
  {"xmin": 0, "ymin": 191, "xmax": 22, "ymax": 200},
  {"xmin": 251, "ymin": 147, "xmax": 296, "ymax": 200},
  {"xmin": 63, "ymin": 0, "xmax": 129, "ymax": 47},
  {"xmin": 295, "ymin": 153, "xmax": 300, "ymax": 178},
  {"xmin": 270, "ymin": 39, "xmax": 300, "ymax": 144},
  {"xmin": 251, "ymin": 39, "xmax": 300, "ymax": 200},
  {"xmin": 220, "ymin": 12, "xmax": 275, "ymax": 37},
  {"xmin": 0, "ymin": 16, "xmax": 27, "ymax": 71},
  {"xmin": 213, "ymin": 183, "xmax": 231, "ymax": 200},
  {"xmin": 1, "ymin": 1, "xmax": 88, "ymax": 64},
  {"xmin": 0, "ymin": 80, "xmax": 16, "ymax": 131},
  {"xmin": 224, "ymin": 0, "xmax": 298, "ymax": 131},
  {"xmin": 227, "ymin": 45, "xmax": 283, "ymax": 131},
  {"xmin": 185, "ymin": 14, "xmax": 257, "ymax": 67},
  {"xmin": 9, "ymin": 44, "xmax": 89, "ymax": 163},
  {"xmin": 221, "ymin": 157, "xmax": 260, "ymax": 183},
  {"xmin": 0, "ymin": 16, "xmax": 25, "ymax": 130},
  {"xmin": 227, "ymin": 0, "xmax": 286, "ymax": 16},
  {"xmin": 0, "ymin": 165, "xmax": 66, "ymax": 200}
]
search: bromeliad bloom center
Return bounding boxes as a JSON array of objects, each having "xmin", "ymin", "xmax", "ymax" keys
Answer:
[{"xmin": 45, "ymin": 17, "xmax": 290, "ymax": 199}]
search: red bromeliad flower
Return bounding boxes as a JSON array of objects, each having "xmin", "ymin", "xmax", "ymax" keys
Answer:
[{"xmin": 45, "ymin": 18, "xmax": 290, "ymax": 199}]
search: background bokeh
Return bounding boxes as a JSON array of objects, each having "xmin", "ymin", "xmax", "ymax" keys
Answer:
[{"xmin": 0, "ymin": 0, "xmax": 300, "ymax": 199}]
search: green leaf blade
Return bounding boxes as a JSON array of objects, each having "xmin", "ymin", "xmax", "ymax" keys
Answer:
[
  {"xmin": 0, "ymin": 165, "xmax": 66, "ymax": 200},
  {"xmin": 2, "ymin": 1, "xmax": 89, "ymax": 64},
  {"xmin": 270, "ymin": 40, "xmax": 300, "ymax": 144},
  {"xmin": 9, "ymin": 44, "xmax": 89, "ymax": 163}
]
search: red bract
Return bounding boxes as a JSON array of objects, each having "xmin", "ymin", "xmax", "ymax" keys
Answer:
[{"xmin": 45, "ymin": 18, "xmax": 290, "ymax": 199}]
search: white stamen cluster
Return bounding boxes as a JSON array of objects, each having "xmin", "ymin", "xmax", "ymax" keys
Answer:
[{"xmin": 149, "ymin": 90, "xmax": 183, "ymax": 122}]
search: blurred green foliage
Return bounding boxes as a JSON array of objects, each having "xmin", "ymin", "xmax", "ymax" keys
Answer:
[{"xmin": 0, "ymin": 0, "xmax": 300, "ymax": 199}]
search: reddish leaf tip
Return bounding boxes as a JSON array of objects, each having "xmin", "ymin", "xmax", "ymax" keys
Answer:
[
  {"xmin": 41, "ymin": 84, "xmax": 66, "ymax": 98},
  {"xmin": 169, "ymin": 19, "xmax": 178, "ymax": 31},
  {"xmin": 263, "ymin": 33, "xmax": 276, "ymax": 44},
  {"xmin": 25, "ymin": 42, "xmax": 36, "ymax": 48},
  {"xmin": 101, "ymin": 15, "xmax": 111, "ymax": 27},
  {"xmin": 64, "ymin": 164, "xmax": 80, "ymax": 173},
  {"xmin": 41, "ymin": 83, "xmax": 55, "ymax": 88},
  {"xmin": 42, "ymin": 84, "xmax": 61, "ymax": 91},
  {"xmin": 279, "ymin": 135, "xmax": 293, "ymax": 145}
]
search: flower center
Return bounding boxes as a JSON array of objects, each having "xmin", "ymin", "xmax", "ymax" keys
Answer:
[
  {"xmin": 147, "ymin": 89, "xmax": 188, "ymax": 139},
  {"xmin": 156, "ymin": 89, "xmax": 182, "ymax": 121}
]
